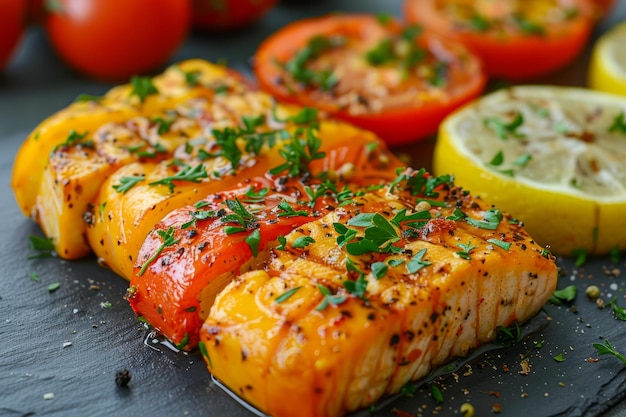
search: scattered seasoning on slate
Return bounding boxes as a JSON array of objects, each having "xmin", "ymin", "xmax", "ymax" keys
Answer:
[{"xmin": 115, "ymin": 369, "xmax": 132, "ymax": 387}]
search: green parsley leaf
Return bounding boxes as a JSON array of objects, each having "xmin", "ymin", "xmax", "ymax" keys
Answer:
[
  {"xmin": 275, "ymin": 286, "xmax": 302, "ymax": 303},
  {"xmin": 137, "ymin": 227, "xmax": 180, "ymax": 276},
  {"xmin": 112, "ymin": 175, "xmax": 145, "ymax": 194},
  {"xmin": 609, "ymin": 112, "xmax": 626, "ymax": 135},
  {"xmin": 456, "ymin": 241, "xmax": 477, "ymax": 260},
  {"xmin": 48, "ymin": 282, "xmax": 61, "ymax": 293},
  {"xmin": 371, "ymin": 262, "xmax": 388, "ymax": 279},
  {"xmin": 487, "ymin": 238, "xmax": 511, "ymax": 251},
  {"xmin": 484, "ymin": 112, "xmax": 526, "ymax": 140},
  {"xmin": 554, "ymin": 353, "xmax": 566, "ymax": 362},
  {"xmin": 130, "ymin": 76, "xmax": 159, "ymax": 103},
  {"xmin": 549, "ymin": 285, "xmax": 577, "ymax": 305},
  {"xmin": 292, "ymin": 236, "xmax": 315, "ymax": 249},
  {"xmin": 245, "ymin": 229, "xmax": 261, "ymax": 257},
  {"xmin": 344, "ymin": 275, "xmax": 368, "ymax": 299},
  {"xmin": 407, "ymin": 248, "xmax": 431, "ymax": 273},
  {"xmin": 149, "ymin": 164, "xmax": 208, "ymax": 193},
  {"xmin": 593, "ymin": 339, "xmax": 626, "ymax": 365}
]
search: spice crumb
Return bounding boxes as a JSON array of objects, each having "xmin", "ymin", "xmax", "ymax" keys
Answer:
[
  {"xmin": 115, "ymin": 369, "xmax": 132, "ymax": 387},
  {"xmin": 43, "ymin": 393, "xmax": 54, "ymax": 400},
  {"xmin": 62, "ymin": 341, "xmax": 72, "ymax": 348}
]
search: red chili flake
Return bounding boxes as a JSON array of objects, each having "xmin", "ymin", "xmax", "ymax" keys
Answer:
[
  {"xmin": 492, "ymin": 403, "xmax": 503, "ymax": 414},
  {"xmin": 586, "ymin": 357, "xmax": 600, "ymax": 363},
  {"xmin": 393, "ymin": 408, "xmax": 415, "ymax": 417},
  {"xmin": 489, "ymin": 391, "xmax": 501, "ymax": 398}
]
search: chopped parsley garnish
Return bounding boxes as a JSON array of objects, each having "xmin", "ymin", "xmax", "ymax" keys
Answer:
[
  {"xmin": 245, "ymin": 229, "xmax": 261, "ymax": 257},
  {"xmin": 149, "ymin": 164, "xmax": 209, "ymax": 193},
  {"xmin": 455, "ymin": 241, "xmax": 477, "ymax": 260},
  {"xmin": 276, "ymin": 235, "xmax": 287, "ymax": 251},
  {"xmin": 344, "ymin": 213, "xmax": 400, "ymax": 256},
  {"xmin": 315, "ymin": 284, "xmax": 347, "ymax": 311},
  {"xmin": 549, "ymin": 285, "xmax": 577, "ymax": 305},
  {"xmin": 466, "ymin": 208, "xmax": 502, "ymax": 230},
  {"xmin": 276, "ymin": 200, "xmax": 309, "ymax": 218},
  {"xmin": 74, "ymin": 93, "xmax": 103, "ymax": 103},
  {"xmin": 130, "ymin": 76, "xmax": 159, "ymax": 103},
  {"xmin": 292, "ymin": 235, "xmax": 315, "ymax": 249},
  {"xmin": 137, "ymin": 227, "xmax": 180, "ymax": 276},
  {"xmin": 406, "ymin": 248, "xmax": 431, "ymax": 273},
  {"xmin": 52, "ymin": 129, "xmax": 91, "ymax": 152},
  {"xmin": 609, "ymin": 112, "xmax": 626, "ymax": 135},
  {"xmin": 487, "ymin": 238, "xmax": 511, "ymax": 251},
  {"xmin": 275, "ymin": 286, "xmax": 302, "ymax": 303},
  {"xmin": 608, "ymin": 298, "xmax": 626, "ymax": 321},
  {"xmin": 47, "ymin": 282, "xmax": 61, "ymax": 293},
  {"xmin": 470, "ymin": 14, "xmax": 491, "ymax": 31},
  {"xmin": 593, "ymin": 339, "xmax": 626, "ymax": 365},
  {"xmin": 484, "ymin": 112, "xmax": 526, "ymax": 140},
  {"xmin": 344, "ymin": 274, "xmax": 368, "ymax": 300},
  {"xmin": 284, "ymin": 35, "xmax": 343, "ymax": 90},
  {"xmin": 514, "ymin": 15, "xmax": 546, "ymax": 36},
  {"xmin": 370, "ymin": 262, "xmax": 388, "ymax": 279},
  {"xmin": 113, "ymin": 175, "xmax": 146, "ymax": 194},
  {"xmin": 152, "ymin": 116, "xmax": 175, "ymax": 135},
  {"xmin": 220, "ymin": 198, "xmax": 257, "ymax": 234},
  {"xmin": 181, "ymin": 208, "xmax": 218, "ymax": 229},
  {"xmin": 572, "ymin": 248, "xmax": 587, "ymax": 268},
  {"xmin": 269, "ymin": 127, "xmax": 326, "ymax": 177},
  {"xmin": 175, "ymin": 333, "xmax": 190, "ymax": 350},
  {"xmin": 28, "ymin": 235, "xmax": 56, "ymax": 259}
]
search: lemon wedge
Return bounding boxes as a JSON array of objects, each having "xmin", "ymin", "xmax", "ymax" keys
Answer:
[
  {"xmin": 589, "ymin": 21, "xmax": 626, "ymax": 96},
  {"xmin": 433, "ymin": 86, "xmax": 626, "ymax": 256}
]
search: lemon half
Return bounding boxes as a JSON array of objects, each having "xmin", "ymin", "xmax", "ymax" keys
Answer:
[
  {"xmin": 433, "ymin": 86, "xmax": 626, "ymax": 256},
  {"xmin": 589, "ymin": 20, "xmax": 626, "ymax": 96}
]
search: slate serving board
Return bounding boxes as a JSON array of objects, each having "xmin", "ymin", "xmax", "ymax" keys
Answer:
[{"xmin": 1, "ymin": 1, "xmax": 626, "ymax": 416}]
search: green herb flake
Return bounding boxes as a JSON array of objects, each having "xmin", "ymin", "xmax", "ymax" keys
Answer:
[
  {"xmin": 292, "ymin": 236, "xmax": 315, "ymax": 249},
  {"xmin": 198, "ymin": 341, "xmax": 212, "ymax": 368},
  {"xmin": 466, "ymin": 208, "xmax": 502, "ymax": 230},
  {"xmin": 549, "ymin": 285, "xmax": 577, "ymax": 305},
  {"xmin": 175, "ymin": 332, "xmax": 190, "ymax": 350},
  {"xmin": 276, "ymin": 236, "xmax": 287, "ymax": 251},
  {"xmin": 487, "ymin": 238, "xmax": 511, "ymax": 251},
  {"xmin": 572, "ymin": 248, "xmax": 587, "ymax": 268},
  {"xmin": 30, "ymin": 272, "xmax": 41, "ymax": 282},
  {"xmin": 315, "ymin": 284, "xmax": 346, "ymax": 311},
  {"xmin": 609, "ymin": 112, "xmax": 626, "ymax": 135},
  {"xmin": 431, "ymin": 384, "xmax": 444, "ymax": 404},
  {"xmin": 371, "ymin": 262, "xmax": 388, "ymax": 279},
  {"xmin": 28, "ymin": 235, "xmax": 56, "ymax": 259},
  {"xmin": 608, "ymin": 298, "xmax": 626, "ymax": 321},
  {"xmin": 130, "ymin": 76, "xmax": 159, "ymax": 103},
  {"xmin": 484, "ymin": 112, "xmax": 526, "ymax": 140},
  {"xmin": 137, "ymin": 227, "xmax": 180, "ymax": 276},
  {"xmin": 149, "ymin": 164, "xmax": 208, "ymax": 193},
  {"xmin": 245, "ymin": 229, "xmax": 261, "ymax": 257},
  {"xmin": 407, "ymin": 248, "xmax": 431, "ymax": 273},
  {"xmin": 275, "ymin": 286, "xmax": 302, "ymax": 303},
  {"xmin": 593, "ymin": 339, "xmax": 626, "ymax": 365},
  {"xmin": 456, "ymin": 241, "xmax": 477, "ymax": 260},
  {"xmin": 554, "ymin": 353, "xmax": 566, "ymax": 362},
  {"xmin": 74, "ymin": 93, "xmax": 103, "ymax": 103},
  {"xmin": 47, "ymin": 282, "xmax": 61, "ymax": 293},
  {"xmin": 344, "ymin": 274, "xmax": 368, "ymax": 300},
  {"xmin": 112, "ymin": 175, "xmax": 146, "ymax": 194}
]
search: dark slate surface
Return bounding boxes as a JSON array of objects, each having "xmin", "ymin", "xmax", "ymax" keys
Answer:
[{"xmin": 1, "ymin": 1, "xmax": 626, "ymax": 417}]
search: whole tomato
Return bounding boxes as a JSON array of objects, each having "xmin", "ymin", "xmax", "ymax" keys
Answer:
[
  {"xmin": 44, "ymin": 0, "xmax": 191, "ymax": 81},
  {"xmin": 191, "ymin": 0, "xmax": 278, "ymax": 31},
  {"xmin": 0, "ymin": 0, "xmax": 27, "ymax": 70}
]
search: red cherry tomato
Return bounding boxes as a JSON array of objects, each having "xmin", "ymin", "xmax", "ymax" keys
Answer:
[
  {"xmin": 44, "ymin": 0, "xmax": 191, "ymax": 81},
  {"xmin": 404, "ymin": 0, "xmax": 595, "ymax": 80},
  {"xmin": 191, "ymin": 0, "xmax": 278, "ymax": 31},
  {"xmin": 254, "ymin": 14, "xmax": 486, "ymax": 145},
  {"xmin": 0, "ymin": 0, "xmax": 27, "ymax": 70}
]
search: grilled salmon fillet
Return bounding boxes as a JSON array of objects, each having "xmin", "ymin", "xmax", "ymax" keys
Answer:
[
  {"xmin": 127, "ymin": 138, "xmax": 401, "ymax": 350},
  {"xmin": 10, "ymin": 59, "xmax": 402, "ymax": 278},
  {"xmin": 200, "ymin": 168, "xmax": 557, "ymax": 417}
]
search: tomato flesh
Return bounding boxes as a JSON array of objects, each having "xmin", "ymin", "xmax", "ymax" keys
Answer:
[
  {"xmin": 44, "ymin": 0, "xmax": 191, "ymax": 81},
  {"xmin": 0, "ymin": 0, "xmax": 27, "ymax": 70},
  {"xmin": 403, "ymin": 0, "xmax": 594, "ymax": 80},
  {"xmin": 253, "ymin": 14, "xmax": 486, "ymax": 145},
  {"xmin": 191, "ymin": 0, "xmax": 278, "ymax": 31}
]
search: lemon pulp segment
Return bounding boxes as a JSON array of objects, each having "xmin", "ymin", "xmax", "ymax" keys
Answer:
[{"xmin": 434, "ymin": 86, "xmax": 626, "ymax": 255}]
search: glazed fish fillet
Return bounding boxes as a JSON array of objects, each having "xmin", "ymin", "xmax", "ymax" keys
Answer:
[
  {"xmin": 127, "ymin": 138, "xmax": 401, "ymax": 350},
  {"xmin": 200, "ymin": 168, "xmax": 558, "ymax": 417},
  {"xmin": 10, "ymin": 59, "xmax": 401, "ymax": 279}
]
